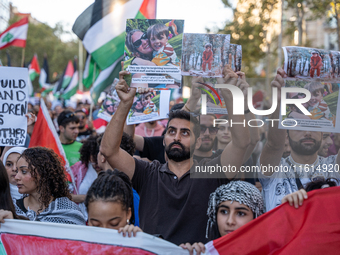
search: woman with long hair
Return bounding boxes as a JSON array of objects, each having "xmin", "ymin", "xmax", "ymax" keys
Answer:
[{"xmin": 13, "ymin": 147, "xmax": 86, "ymax": 225}]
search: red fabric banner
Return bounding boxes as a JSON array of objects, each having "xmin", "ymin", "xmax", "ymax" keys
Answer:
[{"xmin": 208, "ymin": 186, "xmax": 340, "ymax": 254}]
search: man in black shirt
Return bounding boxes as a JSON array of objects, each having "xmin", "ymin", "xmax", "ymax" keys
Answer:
[{"xmin": 101, "ymin": 66, "xmax": 250, "ymax": 244}]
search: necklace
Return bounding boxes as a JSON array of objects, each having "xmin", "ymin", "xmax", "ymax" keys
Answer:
[{"xmin": 144, "ymin": 125, "xmax": 155, "ymax": 137}]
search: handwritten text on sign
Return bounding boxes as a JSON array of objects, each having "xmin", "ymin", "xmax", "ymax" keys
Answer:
[{"xmin": 0, "ymin": 67, "xmax": 28, "ymax": 146}]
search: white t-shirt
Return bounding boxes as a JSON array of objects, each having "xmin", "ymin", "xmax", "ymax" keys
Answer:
[{"xmin": 258, "ymin": 155, "xmax": 339, "ymax": 212}]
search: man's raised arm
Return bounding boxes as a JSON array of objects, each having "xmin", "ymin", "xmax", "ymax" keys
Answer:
[
  {"xmin": 100, "ymin": 70, "xmax": 136, "ymax": 180},
  {"xmin": 217, "ymin": 65, "xmax": 250, "ymax": 179},
  {"xmin": 260, "ymin": 68, "xmax": 287, "ymax": 176}
]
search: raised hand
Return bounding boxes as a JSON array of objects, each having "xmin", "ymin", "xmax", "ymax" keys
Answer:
[{"xmin": 116, "ymin": 70, "xmax": 136, "ymax": 105}]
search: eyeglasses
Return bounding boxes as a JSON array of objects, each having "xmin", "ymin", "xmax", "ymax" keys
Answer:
[
  {"xmin": 106, "ymin": 104, "xmax": 114, "ymax": 107},
  {"xmin": 133, "ymin": 33, "xmax": 148, "ymax": 48},
  {"xmin": 77, "ymin": 115, "xmax": 86, "ymax": 120},
  {"xmin": 200, "ymin": 125, "xmax": 218, "ymax": 134}
]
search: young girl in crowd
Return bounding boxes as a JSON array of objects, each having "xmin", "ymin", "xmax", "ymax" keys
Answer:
[
  {"xmin": 2, "ymin": 147, "xmax": 26, "ymax": 200},
  {"xmin": 14, "ymin": 147, "xmax": 86, "ymax": 225},
  {"xmin": 180, "ymin": 181, "xmax": 265, "ymax": 254},
  {"xmin": 85, "ymin": 169, "xmax": 142, "ymax": 237}
]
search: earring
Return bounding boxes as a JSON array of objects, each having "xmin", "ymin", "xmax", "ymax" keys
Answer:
[{"xmin": 127, "ymin": 219, "xmax": 130, "ymax": 225}]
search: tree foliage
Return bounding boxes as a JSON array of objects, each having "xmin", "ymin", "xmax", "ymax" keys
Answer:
[
  {"xmin": 0, "ymin": 17, "xmax": 78, "ymax": 92},
  {"xmin": 217, "ymin": 0, "xmax": 279, "ymax": 77}
]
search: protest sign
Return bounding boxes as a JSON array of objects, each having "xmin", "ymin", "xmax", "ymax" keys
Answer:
[
  {"xmin": 124, "ymin": 19, "xmax": 184, "ymax": 89},
  {"xmin": 0, "ymin": 67, "xmax": 28, "ymax": 146},
  {"xmin": 280, "ymin": 46, "xmax": 340, "ymax": 131},
  {"xmin": 181, "ymin": 33, "xmax": 231, "ymax": 78},
  {"xmin": 127, "ymin": 90, "xmax": 170, "ymax": 125},
  {"xmin": 0, "ymin": 220, "xmax": 188, "ymax": 255}
]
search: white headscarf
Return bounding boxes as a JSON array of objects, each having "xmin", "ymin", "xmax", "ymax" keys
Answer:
[
  {"xmin": 3, "ymin": 147, "xmax": 27, "ymax": 165},
  {"xmin": 2, "ymin": 147, "xmax": 27, "ymax": 200}
]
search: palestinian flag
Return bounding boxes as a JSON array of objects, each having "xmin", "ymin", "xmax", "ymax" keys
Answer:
[
  {"xmin": 72, "ymin": 0, "xmax": 156, "ymax": 103},
  {"xmin": 29, "ymin": 99, "xmax": 74, "ymax": 184},
  {"xmin": 206, "ymin": 187, "xmax": 340, "ymax": 254},
  {"xmin": 0, "ymin": 17, "xmax": 28, "ymax": 50},
  {"xmin": 39, "ymin": 56, "xmax": 54, "ymax": 93},
  {"xmin": 62, "ymin": 59, "xmax": 79, "ymax": 100},
  {"xmin": 83, "ymin": 53, "xmax": 99, "ymax": 89},
  {"xmin": 28, "ymin": 54, "xmax": 40, "ymax": 81},
  {"xmin": 54, "ymin": 60, "xmax": 74, "ymax": 96}
]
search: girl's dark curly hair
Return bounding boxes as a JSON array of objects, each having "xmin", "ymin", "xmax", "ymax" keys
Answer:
[
  {"xmin": 79, "ymin": 134, "xmax": 100, "ymax": 165},
  {"xmin": 85, "ymin": 169, "xmax": 135, "ymax": 225},
  {"xmin": 305, "ymin": 178, "xmax": 338, "ymax": 192},
  {"xmin": 19, "ymin": 147, "xmax": 71, "ymax": 212}
]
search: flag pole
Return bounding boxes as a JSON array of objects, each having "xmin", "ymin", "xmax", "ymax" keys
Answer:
[{"xmin": 21, "ymin": 48, "xmax": 25, "ymax": 67}]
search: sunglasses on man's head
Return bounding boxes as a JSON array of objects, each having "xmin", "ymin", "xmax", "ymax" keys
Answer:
[
  {"xmin": 64, "ymin": 112, "xmax": 75, "ymax": 119},
  {"xmin": 133, "ymin": 33, "xmax": 148, "ymax": 48},
  {"xmin": 200, "ymin": 125, "xmax": 218, "ymax": 134}
]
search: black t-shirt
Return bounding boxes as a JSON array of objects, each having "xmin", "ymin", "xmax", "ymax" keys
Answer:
[
  {"xmin": 132, "ymin": 156, "xmax": 230, "ymax": 245},
  {"xmin": 193, "ymin": 149, "xmax": 223, "ymax": 163},
  {"xmin": 139, "ymin": 136, "xmax": 166, "ymax": 163}
]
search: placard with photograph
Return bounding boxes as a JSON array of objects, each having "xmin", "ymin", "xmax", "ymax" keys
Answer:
[
  {"xmin": 181, "ymin": 33, "xmax": 231, "ymax": 78},
  {"xmin": 279, "ymin": 79, "xmax": 340, "ymax": 132},
  {"xmin": 124, "ymin": 19, "xmax": 184, "ymax": 89},
  {"xmin": 283, "ymin": 46, "xmax": 340, "ymax": 82},
  {"xmin": 127, "ymin": 90, "xmax": 171, "ymax": 125}
]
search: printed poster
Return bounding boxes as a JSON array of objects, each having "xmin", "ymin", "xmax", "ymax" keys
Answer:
[
  {"xmin": 181, "ymin": 33, "xmax": 231, "ymax": 78},
  {"xmin": 124, "ymin": 19, "xmax": 184, "ymax": 89},
  {"xmin": 280, "ymin": 46, "xmax": 340, "ymax": 131}
]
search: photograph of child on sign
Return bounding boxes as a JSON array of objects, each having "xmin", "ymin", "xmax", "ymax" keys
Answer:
[
  {"xmin": 283, "ymin": 46, "xmax": 340, "ymax": 83},
  {"xmin": 181, "ymin": 33, "xmax": 231, "ymax": 78},
  {"xmin": 280, "ymin": 80, "xmax": 339, "ymax": 132},
  {"xmin": 124, "ymin": 19, "xmax": 184, "ymax": 89}
]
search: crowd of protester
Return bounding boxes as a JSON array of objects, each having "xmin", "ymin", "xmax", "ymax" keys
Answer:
[{"xmin": 0, "ymin": 63, "xmax": 339, "ymax": 254}]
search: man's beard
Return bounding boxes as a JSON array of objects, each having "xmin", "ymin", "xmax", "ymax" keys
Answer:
[
  {"xmin": 165, "ymin": 141, "xmax": 194, "ymax": 162},
  {"xmin": 289, "ymin": 137, "xmax": 321, "ymax": 156},
  {"xmin": 198, "ymin": 138, "xmax": 214, "ymax": 152}
]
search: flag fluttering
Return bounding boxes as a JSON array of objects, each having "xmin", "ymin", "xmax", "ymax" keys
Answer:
[
  {"xmin": 62, "ymin": 59, "xmax": 79, "ymax": 100},
  {"xmin": 72, "ymin": 0, "xmax": 156, "ymax": 104},
  {"xmin": 39, "ymin": 56, "xmax": 54, "ymax": 94},
  {"xmin": 0, "ymin": 17, "xmax": 28, "ymax": 50},
  {"xmin": 28, "ymin": 54, "xmax": 40, "ymax": 81},
  {"xmin": 54, "ymin": 60, "xmax": 74, "ymax": 97},
  {"xmin": 29, "ymin": 99, "xmax": 74, "ymax": 184},
  {"xmin": 206, "ymin": 187, "xmax": 340, "ymax": 254},
  {"xmin": 83, "ymin": 53, "xmax": 99, "ymax": 89}
]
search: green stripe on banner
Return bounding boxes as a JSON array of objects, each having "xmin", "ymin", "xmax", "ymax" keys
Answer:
[
  {"xmin": 91, "ymin": 33, "xmax": 126, "ymax": 70},
  {"xmin": 91, "ymin": 61, "xmax": 121, "ymax": 104},
  {"xmin": 62, "ymin": 84, "xmax": 78, "ymax": 100},
  {"xmin": 135, "ymin": 11, "xmax": 146, "ymax": 19}
]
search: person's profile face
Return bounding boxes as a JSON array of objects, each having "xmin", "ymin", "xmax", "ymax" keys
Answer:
[
  {"xmin": 15, "ymin": 157, "xmax": 38, "ymax": 195},
  {"xmin": 131, "ymin": 31, "xmax": 153, "ymax": 56}
]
